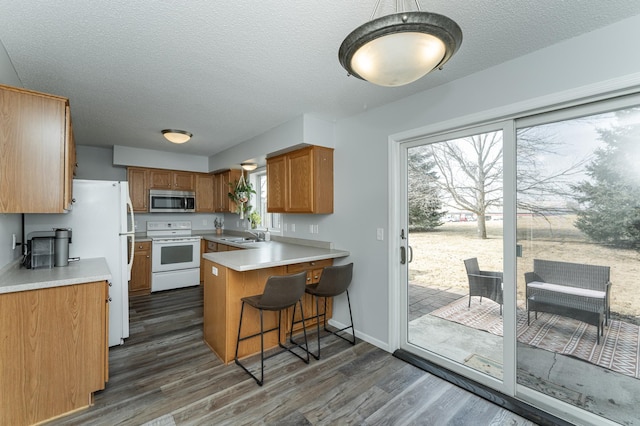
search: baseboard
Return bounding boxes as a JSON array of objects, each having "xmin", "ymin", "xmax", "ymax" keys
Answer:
[
  {"xmin": 327, "ymin": 318, "xmax": 390, "ymax": 352},
  {"xmin": 392, "ymin": 349, "xmax": 572, "ymax": 426}
]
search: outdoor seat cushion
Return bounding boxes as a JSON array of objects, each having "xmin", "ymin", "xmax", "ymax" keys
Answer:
[{"xmin": 527, "ymin": 281, "xmax": 605, "ymax": 299}]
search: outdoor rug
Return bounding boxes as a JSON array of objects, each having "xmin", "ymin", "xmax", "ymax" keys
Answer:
[{"xmin": 429, "ymin": 296, "xmax": 640, "ymax": 379}]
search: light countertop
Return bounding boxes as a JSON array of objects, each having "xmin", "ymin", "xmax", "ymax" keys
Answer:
[
  {"xmin": 133, "ymin": 231, "xmax": 350, "ymax": 272},
  {"xmin": 202, "ymin": 240, "xmax": 350, "ymax": 272},
  {"xmin": 0, "ymin": 257, "xmax": 112, "ymax": 294}
]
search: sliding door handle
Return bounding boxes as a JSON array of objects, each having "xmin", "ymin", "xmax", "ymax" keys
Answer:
[{"xmin": 400, "ymin": 246, "xmax": 406, "ymax": 265}]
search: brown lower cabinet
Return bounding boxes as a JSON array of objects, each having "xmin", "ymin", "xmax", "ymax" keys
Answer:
[
  {"xmin": 0, "ymin": 281, "xmax": 109, "ymax": 426},
  {"xmin": 202, "ymin": 258, "xmax": 333, "ymax": 364},
  {"xmin": 129, "ymin": 241, "xmax": 151, "ymax": 296}
]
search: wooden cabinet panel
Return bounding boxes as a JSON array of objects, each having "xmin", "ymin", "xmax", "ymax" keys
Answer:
[
  {"xmin": 0, "ymin": 84, "xmax": 74, "ymax": 213},
  {"xmin": 266, "ymin": 154, "xmax": 287, "ymax": 212},
  {"xmin": 195, "ymin": 173, "xmax": 215, "ymax": 212},
  {"xmin": 266, "ymin": 145, "xmax": 333, "ymax": 214},
  {"xmin": 173, "ymin": 171, "xmax": 195, "ymax": 191},
  {"xmin": 64, "ymin": 105, "xmax": 76, "ymax": 209},
  {"xmin": 127, "ymin": 167, "xmax": 149, "ymax": 212},
  {"xmin": 0, "ymin": 281, "xmax": 108, "ymax": 425},
  {"xmin": 129, "ymin": 241, "xmax": 151, "ymax": 296},
  {"xmin": 214, "ymin": 169, "xmax": 242, "ymax": 213},
  {"xmin": 150, "ymin": 169, "xmax": 195, "ymax": 191},
  {"xmin": 149, "ymin": 169, "xmax": 172, "ymax": 189}
]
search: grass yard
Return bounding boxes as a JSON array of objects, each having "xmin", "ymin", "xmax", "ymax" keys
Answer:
[{"xmin": 409, "ymin": 215, "xmax": 640, "ymax": 323}]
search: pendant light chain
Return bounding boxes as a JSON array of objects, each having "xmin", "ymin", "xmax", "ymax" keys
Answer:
[{"xmin": 370, "ymin": 0, "xmax": 422, "ymax": 20}]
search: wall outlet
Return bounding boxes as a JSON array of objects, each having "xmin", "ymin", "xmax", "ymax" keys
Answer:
[
  {"xmin": 202, "ymin": 219, "xmax": 208, "ymax": 226},
  {"xmin": 376, "ymin": 228, "xmax": 384, "ymax": 241},
  {"xmin": 12, "ymin": 233, "xmax": 16, "ymax": 250},
  {"xmin": 309, "ymin": 224, "xmax": 314, "ymax": 233},
  {"xmin": 314, "ymin": 224, "xmax": 319, "ymax": 234},
  {"xmin": 211, "ymin": 266, "xmax": 218, "ymax": 276},
  {"xmin": 291, "ymin": 223, "xmax": 296, "ymax": 232}
]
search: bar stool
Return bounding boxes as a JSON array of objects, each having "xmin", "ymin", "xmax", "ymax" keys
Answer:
[
  {"xmin": 234, "ymin": 271, "xmax": 309, "ymax": 386},
  {"xmin": 305, "ymin": 263, "xmax": 355, "ymax": 360}
]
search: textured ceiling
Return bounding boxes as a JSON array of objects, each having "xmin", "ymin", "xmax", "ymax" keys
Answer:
[{"xmin": 1, "ymin": 1, "xmax": 639, "ymax": 157}]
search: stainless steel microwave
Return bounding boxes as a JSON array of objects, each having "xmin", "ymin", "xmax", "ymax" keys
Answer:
[{"xmin": 149, "ymin": 189, "xmax": 196, "ymax": 213}]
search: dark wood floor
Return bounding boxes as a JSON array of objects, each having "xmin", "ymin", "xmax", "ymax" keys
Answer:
[{"xmin": 48, "ymin": 285, "xmax": 535, "ymax": 426}]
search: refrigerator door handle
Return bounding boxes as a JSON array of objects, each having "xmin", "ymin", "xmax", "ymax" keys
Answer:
[{"xmin": 125, "ymin": 191, "xmax": 135, "ymax": 279}]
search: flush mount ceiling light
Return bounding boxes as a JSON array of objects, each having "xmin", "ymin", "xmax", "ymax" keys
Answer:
[
  {"xmin": 162, "ymin": 129, "xmax": 192, "ymax": 144},
  {"xmin": 339, "ymin": 0, "xmax": 463, "ymax": 87},
  {"xmin": 241, "ymin": 163, "xmax": 258, "ymax": 171}
]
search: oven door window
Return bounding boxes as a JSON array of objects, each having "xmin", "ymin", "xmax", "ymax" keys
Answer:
[{"xmin": 160, "ymin": 245, "xmax": 193, "ymax": 265}]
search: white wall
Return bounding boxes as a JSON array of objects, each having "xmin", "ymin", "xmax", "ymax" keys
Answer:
[
  {"xmin": 113, "ymin": 145, "xmax": 209, "ymax": 172},
  {"xmin": 75, "ymin": 146, "xmax": 127, "ymax": 181},
  {"xmin": 208, "ymin": 114, "xmax": 335, "ymax": 172},
  {"xmin": 0, "ymin": 39, "xmax": 24, "ymax": 269},
  {"xmin": 323, "ymin": 14, "xmax": 640, "ymax": 349}
]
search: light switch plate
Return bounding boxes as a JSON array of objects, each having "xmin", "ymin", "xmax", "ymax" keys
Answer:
[{"xmin": 376, "ymin": 228, "xmax": 384, "ymax": 241}]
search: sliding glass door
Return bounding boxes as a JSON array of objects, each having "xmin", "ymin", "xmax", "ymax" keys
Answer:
[
  {"xmin": 402, "ymin": 123, "xmax": 508, "ymax": 384},
  {"xmin": 398, "ymin": 94, "xmax": 640, "ymax": 425},
  {"xmin": 515, "ymin": 98, "xmax": 640, "ymax": 425}
]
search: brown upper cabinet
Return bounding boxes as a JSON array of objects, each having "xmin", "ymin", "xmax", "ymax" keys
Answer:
[
  {"xmin": 0, "ymin": 84, "xmax": 76, "ymax": 213},
  {"xmin": 128, "ymin": 167, "xmax": 202, "ymax": 212},
  {"xmin": 195, "ymin": 173, "xmax": 215, "ymax": 213},
  {"xmin": 267, "ymin": 145, "xmax": 333, "ymax": 214},
  {"xmin": 214, "ymin": 169, "xmax": 242, "ymax": 213},
  {"xmin": 149, "ymin": 169, "xmax": 195, "ymax": 191},
  {"xmin": 127, "ymin": 167, "xmax": 149, "ymax": 212}
]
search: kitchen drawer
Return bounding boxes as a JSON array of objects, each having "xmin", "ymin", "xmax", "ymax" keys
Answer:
[
  {"xmin": 206, "ymin": 241, "xmax": 218, "ymax": 252},
  {"xmin": 286, "ymin": 259, "xmax": 332, "ymax": 274},
  {"xmin": 135, "ymin": 241, "xmax": 151, "ymax": 251}
]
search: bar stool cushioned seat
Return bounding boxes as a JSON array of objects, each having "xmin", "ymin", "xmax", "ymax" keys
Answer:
[
  {"xmin": 305, "ymin": 263, "xmax": 355, "ymax": 359},
  {"xmin": 234, "ymin": 271, "xmax": 309, "ymax": 386}
]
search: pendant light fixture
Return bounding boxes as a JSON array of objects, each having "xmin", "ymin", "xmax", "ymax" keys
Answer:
[
  {"xmin": 162, "ymin": 129, "xmax": 192, "ymax": 144},
  {"xmin": 241, "ymin": 162, "xmax": 258, "ymax": 171},
  {"xmin": 339, "ymin": 0, "xmax": 462, "ymax": 87}
]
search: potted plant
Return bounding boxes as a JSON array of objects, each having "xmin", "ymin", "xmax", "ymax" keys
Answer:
[
  {"xmin": 248, "ymin": 211, "xmax": 261, "ymax": 229},
  {"xmin": 228, "ymin": 174, "xmax": 255, "ymax": 219},
  {"xmin": 214, "ymin": 218, "xmax": 224, "ymax": 235}
]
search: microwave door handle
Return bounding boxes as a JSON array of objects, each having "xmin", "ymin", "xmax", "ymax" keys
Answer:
[{"xmin": 183, "ymin": 197, "xmax": 187, "ymax": 210}]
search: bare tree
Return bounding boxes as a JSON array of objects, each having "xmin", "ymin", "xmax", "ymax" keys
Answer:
[
  {"xmin": 430, "ymin": 132, "xmax": 503, "ymax": 239},
  {"xmin": 429, "ymin": 127, "xmax": 589, "ymax": 239}
]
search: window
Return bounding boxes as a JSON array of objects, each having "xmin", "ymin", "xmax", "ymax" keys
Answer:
[{"xmin": 250, "ymin": 169, "xmax": 281, "ymax": 233}]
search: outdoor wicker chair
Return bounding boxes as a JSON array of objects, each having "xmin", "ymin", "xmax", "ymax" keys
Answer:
[{"xmin": 464, "ymin": 258, "xmax": 504, "ymax": 315}]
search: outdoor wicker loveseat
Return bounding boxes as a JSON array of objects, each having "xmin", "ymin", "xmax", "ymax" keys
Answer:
[{"xmin": 525, "ymin": 259, "xmax": 612, "ymax": 344}]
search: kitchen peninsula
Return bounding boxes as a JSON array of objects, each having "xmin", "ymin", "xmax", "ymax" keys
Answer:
[{"xmin": 201, "ymin": 237, "xmax": 349, "ymax": 364}]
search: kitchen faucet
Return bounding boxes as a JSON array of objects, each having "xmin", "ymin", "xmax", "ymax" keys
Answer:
[{"xmin": 246, "ymin": 230, "xmax": 265, "ymax": 241}]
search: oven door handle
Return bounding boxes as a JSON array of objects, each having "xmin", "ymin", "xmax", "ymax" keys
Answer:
[{"xmin": 152, "ymin": 240, "xmax": 200, "ymax": 246}]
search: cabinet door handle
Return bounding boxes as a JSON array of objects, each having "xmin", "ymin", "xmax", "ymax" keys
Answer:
[
  {"xmin": 146, "ymin": 255, "xmax": 150, "ymax": 258},
  {"xmin": 108, "ymin": 297, "xmax": 112, "ymax": 302},
  {"xmin": 307, "ymin": 277, "xmax": 311, "ymax": 282}
]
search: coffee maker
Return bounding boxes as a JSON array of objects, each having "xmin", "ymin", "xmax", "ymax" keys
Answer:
[{"xmin": 23, "ymin": 228, "xmax": 72, "ymax": 269}]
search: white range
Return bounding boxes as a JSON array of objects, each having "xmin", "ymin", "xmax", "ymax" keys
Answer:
[{"xmin": 147, "ymin": 221, "xmax": 202, "ymax": 292}]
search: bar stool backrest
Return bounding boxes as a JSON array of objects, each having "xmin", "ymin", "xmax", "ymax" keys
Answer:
[
  {"xmin": 257, "ymin": 271, "xmax": 308, "ymax": 310},
  {"xmin": 314, "ymin": 263, "xmax": 353, "ymax": 297}
]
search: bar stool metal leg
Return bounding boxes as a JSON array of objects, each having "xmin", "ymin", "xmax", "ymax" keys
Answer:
[{"xmin": 234, "ymin": 271, "xmax": 309, "ymax": 386}]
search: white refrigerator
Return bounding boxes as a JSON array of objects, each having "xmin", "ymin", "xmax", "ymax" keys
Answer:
[{"xmin": 24, "ymin": 179, "xmax": 135, "ymax": 347}]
